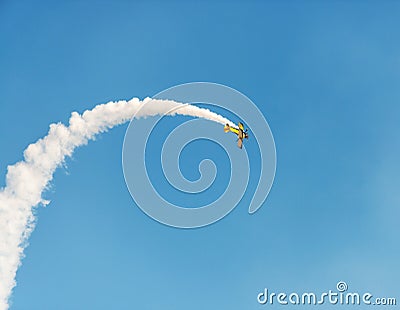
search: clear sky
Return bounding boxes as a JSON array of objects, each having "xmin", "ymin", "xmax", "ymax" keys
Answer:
[{"xmin": 1, "ymin": 1, "xmax": 399, "ymax": 309}]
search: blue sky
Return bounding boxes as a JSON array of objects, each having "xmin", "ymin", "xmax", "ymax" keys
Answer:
[{"xmin": 1, "ymin": 1, "xmax": 399, "ymax": 309}]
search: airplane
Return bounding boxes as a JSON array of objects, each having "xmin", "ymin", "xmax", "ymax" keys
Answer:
[{"xmin": 224, "ymin": 122, "xmax": 249, "ymax": 149}]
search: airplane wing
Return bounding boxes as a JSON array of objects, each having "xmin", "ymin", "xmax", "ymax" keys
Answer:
[
  {"xmin": 229, "ymin": 127, "xmax": 239, "ymax": 134},
  {"xmin": 224, "ymin": 124, "xmax": 239, "ymax": 134},
  {"xmin": 237, "ymin": 138, "xmax": 243, "ymax": 149}
]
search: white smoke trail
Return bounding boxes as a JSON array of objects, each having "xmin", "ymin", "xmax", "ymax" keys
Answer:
[{"xmin": 0, "ymin": 97, "xmax": 235, "ymax": 310}]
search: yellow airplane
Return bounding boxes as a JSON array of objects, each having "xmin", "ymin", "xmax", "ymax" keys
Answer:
[{"xmin": 224, "ymin": 122, "xmax": 249, "ymax": 149}]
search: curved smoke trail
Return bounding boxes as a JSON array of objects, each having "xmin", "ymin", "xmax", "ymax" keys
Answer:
[{"xmin": 0, "ymin": 97, "xmax": 235, "ymax": 310}]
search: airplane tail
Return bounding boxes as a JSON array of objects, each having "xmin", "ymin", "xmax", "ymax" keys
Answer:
[{"xmin": 224, "ymin": 124, "xmax": 230, "ymax": 132}]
